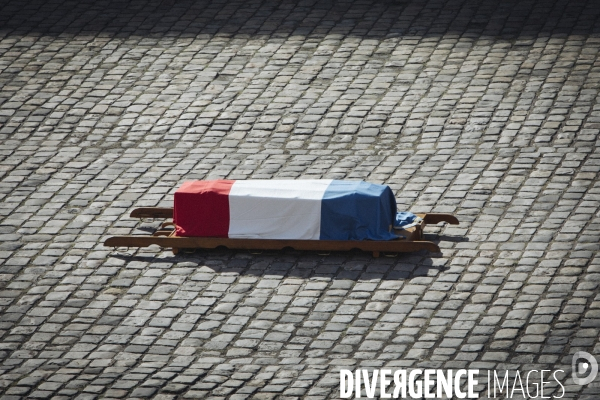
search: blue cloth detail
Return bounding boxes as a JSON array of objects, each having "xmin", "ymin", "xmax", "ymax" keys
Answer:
[
  {"xmin": 320, "ymin": 180, "xmax": 398, "ymax": 241},
  {"xmin": 394, "ymin": 212, "xmax": 418, "ymax": 229}
]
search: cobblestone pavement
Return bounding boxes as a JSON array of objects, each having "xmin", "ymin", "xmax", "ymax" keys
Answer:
[{"xmin": 1, "ymin": 0, "xmax": 600, "ymax": 398}]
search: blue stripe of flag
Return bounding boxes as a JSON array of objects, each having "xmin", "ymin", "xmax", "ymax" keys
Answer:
[{"xmin": 320, "ymin": 181, "xmax": 398, "ymax": 241}]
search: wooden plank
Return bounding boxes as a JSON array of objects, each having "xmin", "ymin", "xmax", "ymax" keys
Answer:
[
  {"xmin": 116, "ymin": 208, "xmax": 458, "ymax": 256},
  {"xmin": 129, "ymin": 208, "xmax": 459, "ymax": 226},
  {"xmin": 129, "ymin": 207, "xmax": 458, "ymax": 225}
]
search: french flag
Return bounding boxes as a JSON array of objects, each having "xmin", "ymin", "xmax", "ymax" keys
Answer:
[{"xmin": 173, "ymin": 179, "xmax": 402, "ymax": 241}]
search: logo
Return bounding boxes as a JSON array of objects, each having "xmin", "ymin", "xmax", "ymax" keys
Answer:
[{"xmin": 572, "ymin": 351, "xmax": 598, "ymax": 386}]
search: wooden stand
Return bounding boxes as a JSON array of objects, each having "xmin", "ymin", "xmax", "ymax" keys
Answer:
[{"xmin": 104, "ymin": 208, "xmax": 459, "ymax": 257}]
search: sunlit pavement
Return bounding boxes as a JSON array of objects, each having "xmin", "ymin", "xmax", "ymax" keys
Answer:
[{"xmin": 0, "ymin": 0, "xmax": 600, "ymax": 398}]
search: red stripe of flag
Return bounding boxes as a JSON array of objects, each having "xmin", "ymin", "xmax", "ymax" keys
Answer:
[{"xmin": 174, "ymin": 180, "xmax": 234, "ymax": 237}]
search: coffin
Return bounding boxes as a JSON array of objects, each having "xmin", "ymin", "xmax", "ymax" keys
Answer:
[{"xmin": 173, "ymin": 179, "xmax": 419, "ymax": 241}]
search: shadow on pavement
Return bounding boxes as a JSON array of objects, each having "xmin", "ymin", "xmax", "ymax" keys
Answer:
[
  {"xmin": 106, "ymin": 236, "xmax": 461, "ymax": 279},
  {"xmin": 1, "ymin": 0, "xmax": 598, "ymax": 39}
]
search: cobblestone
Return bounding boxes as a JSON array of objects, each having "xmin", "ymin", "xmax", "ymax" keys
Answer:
[{"xmin": 1, "ymin": 0, "xmax": 600, "ymax": 398}]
